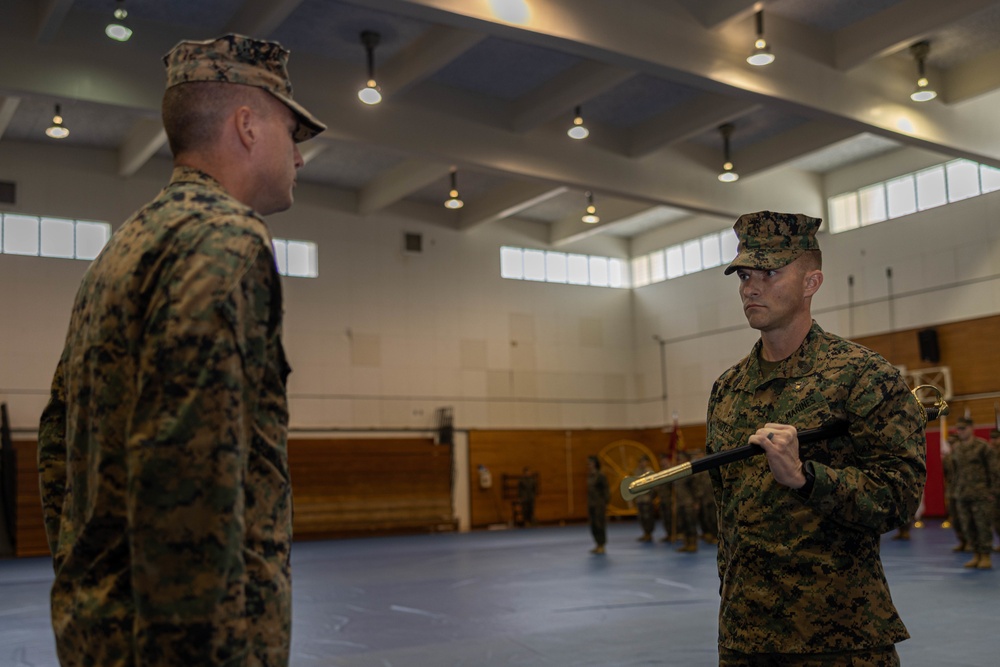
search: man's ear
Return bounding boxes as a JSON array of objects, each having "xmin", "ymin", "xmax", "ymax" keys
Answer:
[
  {"xmin": 233, "ymin": 105, "xmax": 256, "ymax": 150},
  {"xmin": 803, "ymin": 269, "xmax": 823, "ymax": 297}
]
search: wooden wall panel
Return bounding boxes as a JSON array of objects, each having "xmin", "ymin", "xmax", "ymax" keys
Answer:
[
  {"xmin": 468, "ymin": 426, "xmax": 706, "ymax": 529},
  {"xmin": 289, "ymin": 438, "xmax": 455, "ymax": 539},
  {"xmin": 855, "ymin": 313, "xmax": 1000, "ymax": 426},
  {"xmin": 9, "ymin": 437, "xmax": 455, "ymax": 558},
  {"xmin": 13, "ymin": 440, "xmax": 47, "ymax": 557}
]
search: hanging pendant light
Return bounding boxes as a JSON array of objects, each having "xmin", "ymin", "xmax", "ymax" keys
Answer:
[
  {"xmin": 444, "ymin": 168, "xmax": 464, "ymax": 209},
  {"xmin": 582, "ymin": 191, "xmax": 600, "ymax": 223},
  {"xmin": 746, "ymin": 10, "xmax": 774, "ymax": 66},
  {"xmin": 358, "ymin": 31, "xmax": 383, "ymax": 105},
  {"xmin": 568, "ymin": 105, "xmax": 589, "ymax": 140},
  {"xmin": 46, "ymin": 104, "xmax": 70, "ymax": 139},
  {"xmin": 105, "ymin": 0, "xmax": 132, "ymax": 42},
  {"xmin": 717, "ymin": 123, "xmax": 739, "ymax": 183},
  {"xmin": 909, "ymin": 41, "xmax": 937, "ymax": 102}
]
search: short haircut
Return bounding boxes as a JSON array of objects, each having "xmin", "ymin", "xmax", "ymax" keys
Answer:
[
  {"xmin": 799, "ymin": 249, "xmax": 823, "ymax": 271},
  {"xmin": 588, "ymin": 455, "xmax": 601, "ymax": 470},
  {"xmin": 162, "ymin": 82, "xmax": 271, "ymax": 156}
]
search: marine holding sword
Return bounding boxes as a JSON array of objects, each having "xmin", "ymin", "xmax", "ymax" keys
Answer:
[{"xmin": 707, "ymin": 212, "xmax": 926, "ymax": 667}]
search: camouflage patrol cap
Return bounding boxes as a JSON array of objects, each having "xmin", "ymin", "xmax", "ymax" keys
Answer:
[
  {"xmin": 163, "ymin": 34, "xmax": 326, "ymax": 143},
  {"xmin": 724, "ymin": 211, "xmax": 821, "ymax": 275}
]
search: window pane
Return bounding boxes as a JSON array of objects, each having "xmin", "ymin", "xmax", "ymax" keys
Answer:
[
  {"xmin": 720, "ymin": 230, "xmax": 738, "ymax": 263},
  {"xmin": 701, "ymin": 234, "xmax": 721, "ymax": 269},
  {"xmin": 946, "ymin": 159, "xmax": 980, "ymax": 202},
  {"xmin": 683, "ymin": 239, "xmax": 702, "ymax": 273},
  {"xmin": 916, "ymin": 166, "xmax": 947, "ymax": 210},
  {"xmin": 649, "ymin": 250, "xmax": 666, "ymax": 283},
  {"xmin": 545, "ymin": 251, "xmax": 567, "ymax": 283},
  {"xmin": 567, "ymin": 254, "xmax": 588, "ymax": 284},
  {"xmin": 885, "ymin": 175, "xmax": 916, "ymax": 219},
  {"xmin": 665, "ymin": 244, "xmax": 684, "ymax": 279},
  {"xmin": 631, "ymin": 256, "xmax": 650, "ymax": 287},
  {"xmin": 3, "ymin": 214, "xmax": 39, "ymax": 255},
  {"xmin": 588, "ymin": 256, "xmax": 609, "ymax": 287},
  {"xmin": 859, "ymin": 184, "xmax": 887, "ymax": 225},
  {"xmin": 981, "ymin": 164, "xmax": 1000, "ymax": 194},
  {"xmin": 41, "ymin": 217, "xmax": 74, "ymax": 258},
  {"xmin": 828, "ymin": 192, "xmax": 859, "ymax": 233},
  {"xmin": 272, "ymin": 239, "xmax": 288, "ymax": 275},
  {"xmin": 500, "ymin": 246, "xmax": 523, "ymax": 279},
  {"xmin": 75, "ymin": 221, "xmax": 109, "ymax": 260},
  {"xmin": 523, "ymin": 249, "xmax": 545, "ymax": 281},
  {"xmin": 608, "ymin": 258, "xmax": 627, "ymax": 288},
  {"xmin": 287, "ymin": 240, "xmax": 317, "ymax": 277}
]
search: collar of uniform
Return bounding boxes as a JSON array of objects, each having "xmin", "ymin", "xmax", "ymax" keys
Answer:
[
  {"xmin": 732, "ymin": 320, "xmax": 824, "ymax": 391},
  {"xmin": 168, "ymin": 165, "xmax": 228, "ymax": 191}
]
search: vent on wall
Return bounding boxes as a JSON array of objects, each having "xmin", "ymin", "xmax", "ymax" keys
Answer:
[
  {"xmin": 0, "ymin": 181, "xmax": 15, "ymax": 205},
  {"xmin": 403, "ymin": 232, "xmax": 422, "ymax": 254}
]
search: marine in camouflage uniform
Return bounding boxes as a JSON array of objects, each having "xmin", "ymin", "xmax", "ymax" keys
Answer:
[
  {"xmin": 950, "ymin": 417, "xmax": 999, "ymax": 568},
  {"xmin": 633, "ymin": 456, "xmax": 656, "ymax": 542},
  {"xmin": 707, "ymin": 212, "xmax": 926, "ymax": 666},
  {"xmin": 674, "ymin": 451, "xmax": 701, "ymax": 553},
  {"xmin": 991, "ymin": 429, "xmax": 1000, "ymax": 551},
  {"xmin": 942, "ymin": 439, "xmax": 968, "ymax": 550},
  {"xmin": 587, "ymin": 456, "xmax": 610, "ymax": 554},
  {"xmin": 37, "ymin": 34, "xmax": 324, "ymax": 667},
  {"xmin": 691, "ymin": 456, "xmax": 718, "ymax": 543}
]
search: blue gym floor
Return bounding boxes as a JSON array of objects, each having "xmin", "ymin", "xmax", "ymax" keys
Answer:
[{"xmin": 2, "ymin": 520, "xmax": 997, "ymax": 666}]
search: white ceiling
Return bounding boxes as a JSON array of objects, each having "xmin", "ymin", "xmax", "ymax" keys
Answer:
[{"xmin": 2, "ymin": 0, "xmax": 1000, "ymax": 246}]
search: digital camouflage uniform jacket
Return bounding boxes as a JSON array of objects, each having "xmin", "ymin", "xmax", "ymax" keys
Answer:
[
  {"xmin": 707, "ymin": 322, "xmax": 925, "ymax": 654},
  {"xmin": 38, "ymin": 166, "xmax": 293, "ymax": 667},
  {"xmin": 951, "ymin": 436, "xmax": 998, "ymax": 502}
]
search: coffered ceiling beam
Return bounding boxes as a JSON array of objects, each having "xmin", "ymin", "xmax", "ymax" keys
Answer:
[
  {"xmin": 118, "ymin": 118, "xmax": 166, "ymax": 177},
  {"xmin": 358, "ymin": 158, "xmax": 452, "ymax": 215},
  {"xmin": 225, "ymin": 0, "xmax": 306, "ymax": 37}
]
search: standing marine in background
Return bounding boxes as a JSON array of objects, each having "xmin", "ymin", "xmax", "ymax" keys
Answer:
[
  {"xmin": 951, "ymin": 417, "xmax": 999, "ymax": 568},
  {"xmin": 587, "ymin": 456, "xmax": 610, "ymax": 554},
  {"xmin": 633, "ymin": 455, "xmax": 656, "ymax": 542}
]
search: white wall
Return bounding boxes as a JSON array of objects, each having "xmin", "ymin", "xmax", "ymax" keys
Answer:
[
  {"xmin": 2, "ymin": 141, "xmax": 999, "ymax": 436},
  {"xmin": 0, "ymin": 141, "xmax": 637, "ymax": 433}
]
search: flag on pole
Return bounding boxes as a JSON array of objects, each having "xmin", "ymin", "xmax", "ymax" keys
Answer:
[
  {"xmin": 939, "ymin": 411, "xmax": 950, "ymax": 456},
  {"xmin": 667, "ymin": 412, "xmax": 685, "ymax": 462}
]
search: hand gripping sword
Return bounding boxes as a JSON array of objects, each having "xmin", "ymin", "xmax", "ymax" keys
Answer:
[{"xmin": 620, "ymin": 384, "xmax": 947, "ymax": 501}]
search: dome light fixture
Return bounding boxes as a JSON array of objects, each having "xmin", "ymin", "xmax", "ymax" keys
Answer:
[
  {"xmin": 567, "ymin": 105, "xmax": 589, "ymax": 140},
  {"xmin": 105, "ymin": 0, "xmax": 132, "ymax": 42},
  {"xmin": 746, "ymin": 10, "xmax": 774, "ymax": 66},
  {"xmin": 358, "ymin": 31, "xmax": 383, "ymax": 105},
  {"xmin": 46, "ymin": 104, "xmax": 70, "ymax": 139},
  {"xmin": 581, "ymin": 191, "xmax": 600, "ymax": 224},
  {"xmin": 909, "ymin": 41, "xmax": 937, "ymax": 102},
  {"xmin": 444, "ymin": 168, "xmax": 464, "ymax": 209},
  {"xmin": 717, "ymin": 123, "xmax": 739, "ymax": 183}
]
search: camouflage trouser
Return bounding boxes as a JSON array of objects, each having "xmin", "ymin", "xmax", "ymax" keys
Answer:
[
  {"xmin": 947, "ymin": 496, "xmax": 965, "ymax": 542},
  {"xmin": 677, "ymin": 503, "xmax": 699, "ymax": 538},
  {"xmin": 719, "ymin": 645, "xmax": 899, "ymax": 667},
  {"xmin": 636, "ymin": 500, "xmax": 655, "ymax": 536},
  {"xmin": 994, "ymin": 500, "xmax": 1000, "ymax": 541},
  {"xmin": 699, "ymin": 496, "xmax": 718, "ymax": 536},
  {"xmin": 956, "ymin": 497, "xmax": 994, "ymax": 554},
  {"xmin": 660, "ymin": 497, "xmax": 673, "ymax": 536},
  {"xmin": 588, "ymin": 505, "xmax": 607, "ymax": 547}
]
